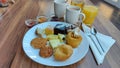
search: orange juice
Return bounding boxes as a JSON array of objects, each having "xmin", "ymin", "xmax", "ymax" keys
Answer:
[
  {"xmin": 83, "ymin": 6, "xmax": 98, "ymax": 27},
  {"xmin": 71, "ymin": 0, "xmax": 84, "ymax": 9}
]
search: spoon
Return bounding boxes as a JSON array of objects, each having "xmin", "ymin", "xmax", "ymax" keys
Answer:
[
  {"xmin": 91, "ymin": 28, "xmax": 105, "ymax": 52},
  {"xmin": 81, "ymin": 23, "xmax": 103, "ymax": 55}
]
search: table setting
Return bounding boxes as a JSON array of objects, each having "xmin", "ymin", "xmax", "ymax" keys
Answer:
[
  {"xmin": 0, "ymin": 0, "xmax": 119, "ymax": 68},
  {"xmin": 23, "ymin": 0, "xmax": 116, "ymax": 66}
]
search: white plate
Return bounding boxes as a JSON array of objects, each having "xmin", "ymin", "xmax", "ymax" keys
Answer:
[{"xmin": 22, "ymin": 22, "xmax": 89, "ymax": 66}]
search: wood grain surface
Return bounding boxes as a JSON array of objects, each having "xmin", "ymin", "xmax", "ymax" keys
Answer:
[{"xmin": 0, "ymin": 0, "xmax": 120, "ymax": 68}]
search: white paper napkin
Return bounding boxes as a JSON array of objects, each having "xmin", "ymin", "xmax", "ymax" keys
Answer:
[{"xmin": 82, "ymin": 23, "xmax": 116, "ymax": 65}]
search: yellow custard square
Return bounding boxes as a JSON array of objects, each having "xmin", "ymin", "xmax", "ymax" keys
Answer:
[
  {"xmin": 47, "ymin": 35, "xmax": 58, "ymax": 40},
  {"xmin": 58, "ymin": 34, "xmax": 65, "ymax": 42},
  {"xmin": 49, "ymin": 39, "xmax": 60, "ymax": 49}
]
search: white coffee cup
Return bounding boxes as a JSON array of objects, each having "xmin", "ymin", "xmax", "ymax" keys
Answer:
[
  {"xmin": 65, "ymin": 6, "xmax": 85, "ymax": 24},
  {"xmin": 54, "ymin": 0, "xmax": 68, "ymax": 18}
]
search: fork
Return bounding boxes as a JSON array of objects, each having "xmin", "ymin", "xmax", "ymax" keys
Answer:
[
  {"xmin": 91, "ymin": 27, "xmax": 105, "ymax": 52},
  {"xmin": 81, "ymin": 23, "xmax": 103, "ymax": 55}
]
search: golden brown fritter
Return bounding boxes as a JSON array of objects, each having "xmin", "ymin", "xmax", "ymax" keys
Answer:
[
  {"xmin": 39, "ymin": 46, "xmax": 53, "ymax": 58},
  {"xmin": 31, "ymin": 38, "xmax": 47, "ymax": 49}
]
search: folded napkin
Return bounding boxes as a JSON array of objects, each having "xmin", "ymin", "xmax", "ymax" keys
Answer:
[{"xmin": 82, "ymin": 23, "xmax": 116, "ymax": 65}]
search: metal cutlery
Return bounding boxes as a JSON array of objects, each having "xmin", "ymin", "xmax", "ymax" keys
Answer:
[
  {"xmin": 88, "ymin": 34, "xmax": 103, "ymax": 55},
  {"xmin": 81, "ymin": 24, "xmax": 103, "ymax": 55},
  {"xmin": 81, "ymin": 23, "xmax": 105, "ymax": 55},
  {"xmin": 91, "ymin": 28, "xmax": 105, "ymax": 53}
]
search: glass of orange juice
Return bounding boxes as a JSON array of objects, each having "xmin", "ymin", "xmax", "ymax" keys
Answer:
[
  {"xmin": 83, "ymin": 5, "xmax": 98, "ymax": 27},
  {"xmin": 71, "ymin": 0, "xmax": 85, "ymax": 9}
]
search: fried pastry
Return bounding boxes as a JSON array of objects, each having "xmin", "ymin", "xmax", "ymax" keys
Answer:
[
  {"xmin": 66, "ymin": 32, "xmax": 82, "ymax": 48},
  {"xmin": 39, "ymin": 46, "xmax": 53, "ymax": 58},
  {"xmin": 54, "ymin": 44, "xmax": 73, "ymax": 61},
  {"xmin": 31, "ymin": 38, "xmax": 47, "ymax": 49}
]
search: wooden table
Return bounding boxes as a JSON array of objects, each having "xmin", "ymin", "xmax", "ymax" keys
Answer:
[{"xmin": 0, "ymin": 0, "xmax": 120, "ymax": 68}]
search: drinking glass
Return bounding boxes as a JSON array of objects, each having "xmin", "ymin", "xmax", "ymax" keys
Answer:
[
  {"xmin": 83, "ymin": 5, "xmax": 98, "ymax": 27},
  {"xmin": 71, "ymin": 0, "xmax": 85, "ymax": 9}
]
